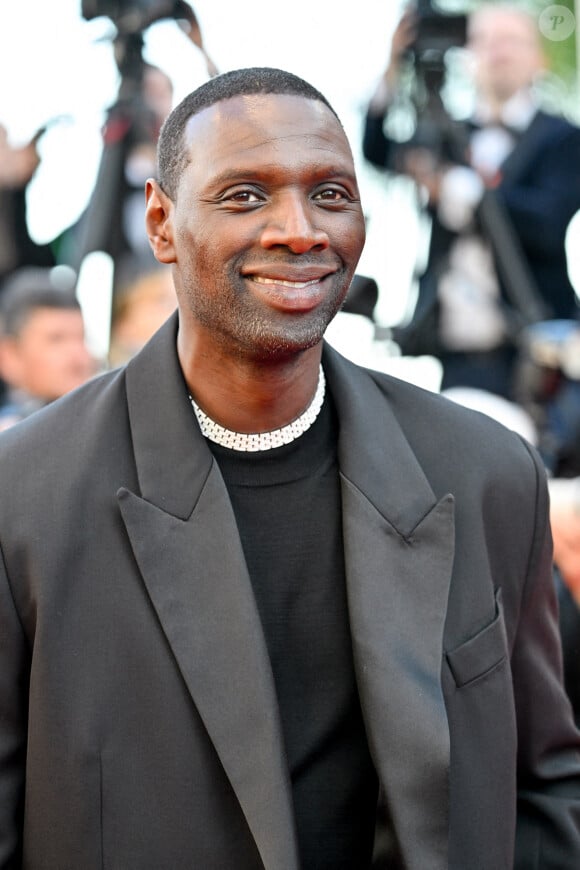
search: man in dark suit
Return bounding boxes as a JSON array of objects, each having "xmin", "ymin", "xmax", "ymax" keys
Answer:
[
  {"xmin": 363, "ymin": 5, "xmax": 580, "ymax": 399},
  {"xmin": 0, "ymin": 66, "xmax": 579, "ymax": 870}
]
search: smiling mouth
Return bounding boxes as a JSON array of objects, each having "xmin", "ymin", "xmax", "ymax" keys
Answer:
[
  {"xmin": 251, "ymin": 276, "xmax": 324, "ymax": 289},
  {"xmin": 244, "ymin": 272, "xmax": 335, "ymax": 312}
]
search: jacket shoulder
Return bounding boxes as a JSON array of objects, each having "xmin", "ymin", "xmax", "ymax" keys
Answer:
[
  {"xmin": 369, "ymin": 369, "xmax": 542, "ymax": 483},
  {"xmin": 0, "ymin": 368, "xmax": 129, "ymax": 480}
]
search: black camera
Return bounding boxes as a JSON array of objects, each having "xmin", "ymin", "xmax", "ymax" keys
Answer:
[
  {"xmin": 412, "ymin": 0, "xmax": 467, "ymax": 64},
  {"xmin": 81, "ymin": 0, "xmax": 196, "ymax": 86},
  {"xmin": 400, "ymin": 1, "xmax": 469, "ymax": 160},
  {"xmin": 410, "ymin": 0, "xmax": 468, "ymax": 112},
  {"xmin": 81, "ymin": 0, "xmax": 192, "ymax": 35}
]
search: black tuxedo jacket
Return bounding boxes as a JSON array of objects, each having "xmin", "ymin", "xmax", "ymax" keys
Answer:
[{"xmin": 0, "ymin": 314, "xmax": 579, "ymax": 869}]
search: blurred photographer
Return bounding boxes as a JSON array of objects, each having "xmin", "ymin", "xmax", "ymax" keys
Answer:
[
  {"xmin": 71, "ymin": 0, "xmax": 218, "ymax": 286},
  {"xmin": 363, "ymin": 3, "xmax": 580, "ymax": 400}
]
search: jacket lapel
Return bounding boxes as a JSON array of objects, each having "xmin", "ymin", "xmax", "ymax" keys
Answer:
[
  {"xmin": 118, "ymin": 315, "xmax": 300, "ymax": 870},
  {"xmin": 499, "ymin": 109, "xmax": 547, "ymax": 184},
  {"xmin": 323, "ymin": 345, "xmax": 454, "ymax": 870}
]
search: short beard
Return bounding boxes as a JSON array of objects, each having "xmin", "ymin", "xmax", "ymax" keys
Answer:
[{"xmin": 181, "ymin": 260, "xmax": 352, "ymax": 362}]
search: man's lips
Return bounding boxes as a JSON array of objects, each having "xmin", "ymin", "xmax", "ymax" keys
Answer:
[
  {"xmin": 243, "ymin": 270, "xmax": 336, "ymax": 311},
  {"xmin": 251, "ymin": 275, "xmax": 325, "ymax": 289},
  {"xmin": 244, "ymin": 265, "xmax": 336, "ymax": 283}
]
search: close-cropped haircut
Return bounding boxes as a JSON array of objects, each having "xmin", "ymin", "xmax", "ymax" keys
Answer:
[{"xmin": 157, "ymin": 67, "xmax": 341, "ymax": 199}]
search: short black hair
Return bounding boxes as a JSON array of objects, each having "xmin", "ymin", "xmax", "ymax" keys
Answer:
[
  {"xmin": 157, "ymin": 67, "xmax": 340, "ymax": 199},
  {"xmin": 0, "ymin": 268, "xmax": 81, "ymax": 338}
]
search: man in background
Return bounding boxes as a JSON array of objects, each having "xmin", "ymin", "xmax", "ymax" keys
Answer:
[
  {"xmin": 363, "ymin": 4, "xmax": 580, "ymax": 399},
  {"xmin": 0, "ymin": 267, "xmax": 95, "ymax": 430}
]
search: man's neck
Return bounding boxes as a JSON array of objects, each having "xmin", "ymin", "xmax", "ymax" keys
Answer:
[{"xmin": 177, "ymin": 334, "xmax": 324, "ymax": 435}]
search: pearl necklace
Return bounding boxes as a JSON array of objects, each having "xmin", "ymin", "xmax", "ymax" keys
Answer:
[{"xmin": 190, "ymin": 366, "xmax": 326, "ymax": 452}]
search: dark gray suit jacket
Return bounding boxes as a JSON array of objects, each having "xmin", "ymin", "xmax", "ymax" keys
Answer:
[{"xmin": 0, "ymin": 313, "xmax": 579, "ymax": 869}]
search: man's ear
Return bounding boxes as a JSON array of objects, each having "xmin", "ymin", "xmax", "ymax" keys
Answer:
[{"xmin": 145, "ymin": 179, "xmax": 176, "ymax": 264}]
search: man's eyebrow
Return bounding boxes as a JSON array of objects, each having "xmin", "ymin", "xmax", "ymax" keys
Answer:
[
  {"xmin": 205, "ymin": 167, "xmax": 269, "ymax": 187},
  {"xmin": 206, "ymin": 164, "xmax": 359, "ymax": 188}
]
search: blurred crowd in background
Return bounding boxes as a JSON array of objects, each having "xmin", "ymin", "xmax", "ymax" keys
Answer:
[{"xmin": 1, "ymin": 0, "xmax": 580, "ymax": 716}]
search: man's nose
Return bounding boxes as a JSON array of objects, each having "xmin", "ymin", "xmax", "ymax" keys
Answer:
[{"xmin": 259, "ymin": 192, "xmax": 330, "ymax": 253}]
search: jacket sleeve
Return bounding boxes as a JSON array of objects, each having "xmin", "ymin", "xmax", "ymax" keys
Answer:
[
  {"xmin": 0, "ymin": 544, "xmax": 28, "ymax": 868},
  {"xmin": 498, "ymin": 124, "xmax": 580, "ymax": 257},
  {"xmin": 512, "ymin": 440, "xmax": 580, "ymax": 867},
  {"xmin": 362, "ymin": 111, "xmax": 394, "ymax": 172}
]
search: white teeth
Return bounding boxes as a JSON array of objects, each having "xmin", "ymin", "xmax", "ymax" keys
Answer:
[{"xmin": 252, "ymin": 276, "xmax": 320, "ymax": 289}]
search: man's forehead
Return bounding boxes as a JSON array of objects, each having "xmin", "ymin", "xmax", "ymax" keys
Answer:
[
  {"xmin": 469, "ymin": 8, "xmax": 538, "ymax": 41},
  {"xmin": 183, "ymin": 92, "xmax": 344, "ymax": 148}
]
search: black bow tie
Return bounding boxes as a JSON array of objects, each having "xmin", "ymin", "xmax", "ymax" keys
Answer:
[{"xmin": 468, "ymin": 119, "xmax": 523, "ymax": 140}]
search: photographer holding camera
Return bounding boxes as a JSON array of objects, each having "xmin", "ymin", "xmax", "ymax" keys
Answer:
[
  {"xmin": 363, "ymin": 3, "xmax": 580, "ymax": 400},
  {"xmin": 71, "ymin": 0, "xmax": 218, "ymax": 288}
]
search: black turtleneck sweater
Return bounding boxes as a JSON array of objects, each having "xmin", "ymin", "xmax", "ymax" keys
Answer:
[{"xmin": 208, "ymin": 395, "xmax": 378, "ymax": 869}]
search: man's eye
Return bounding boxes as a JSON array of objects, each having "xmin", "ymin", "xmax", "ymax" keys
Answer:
[
  {"xmin": 227, "ymin": 189, "xmax": 262, "ymax": 203},
  {"xmin": 313, "ymin": 188, "xmax": 347, "ymax": 202}
]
